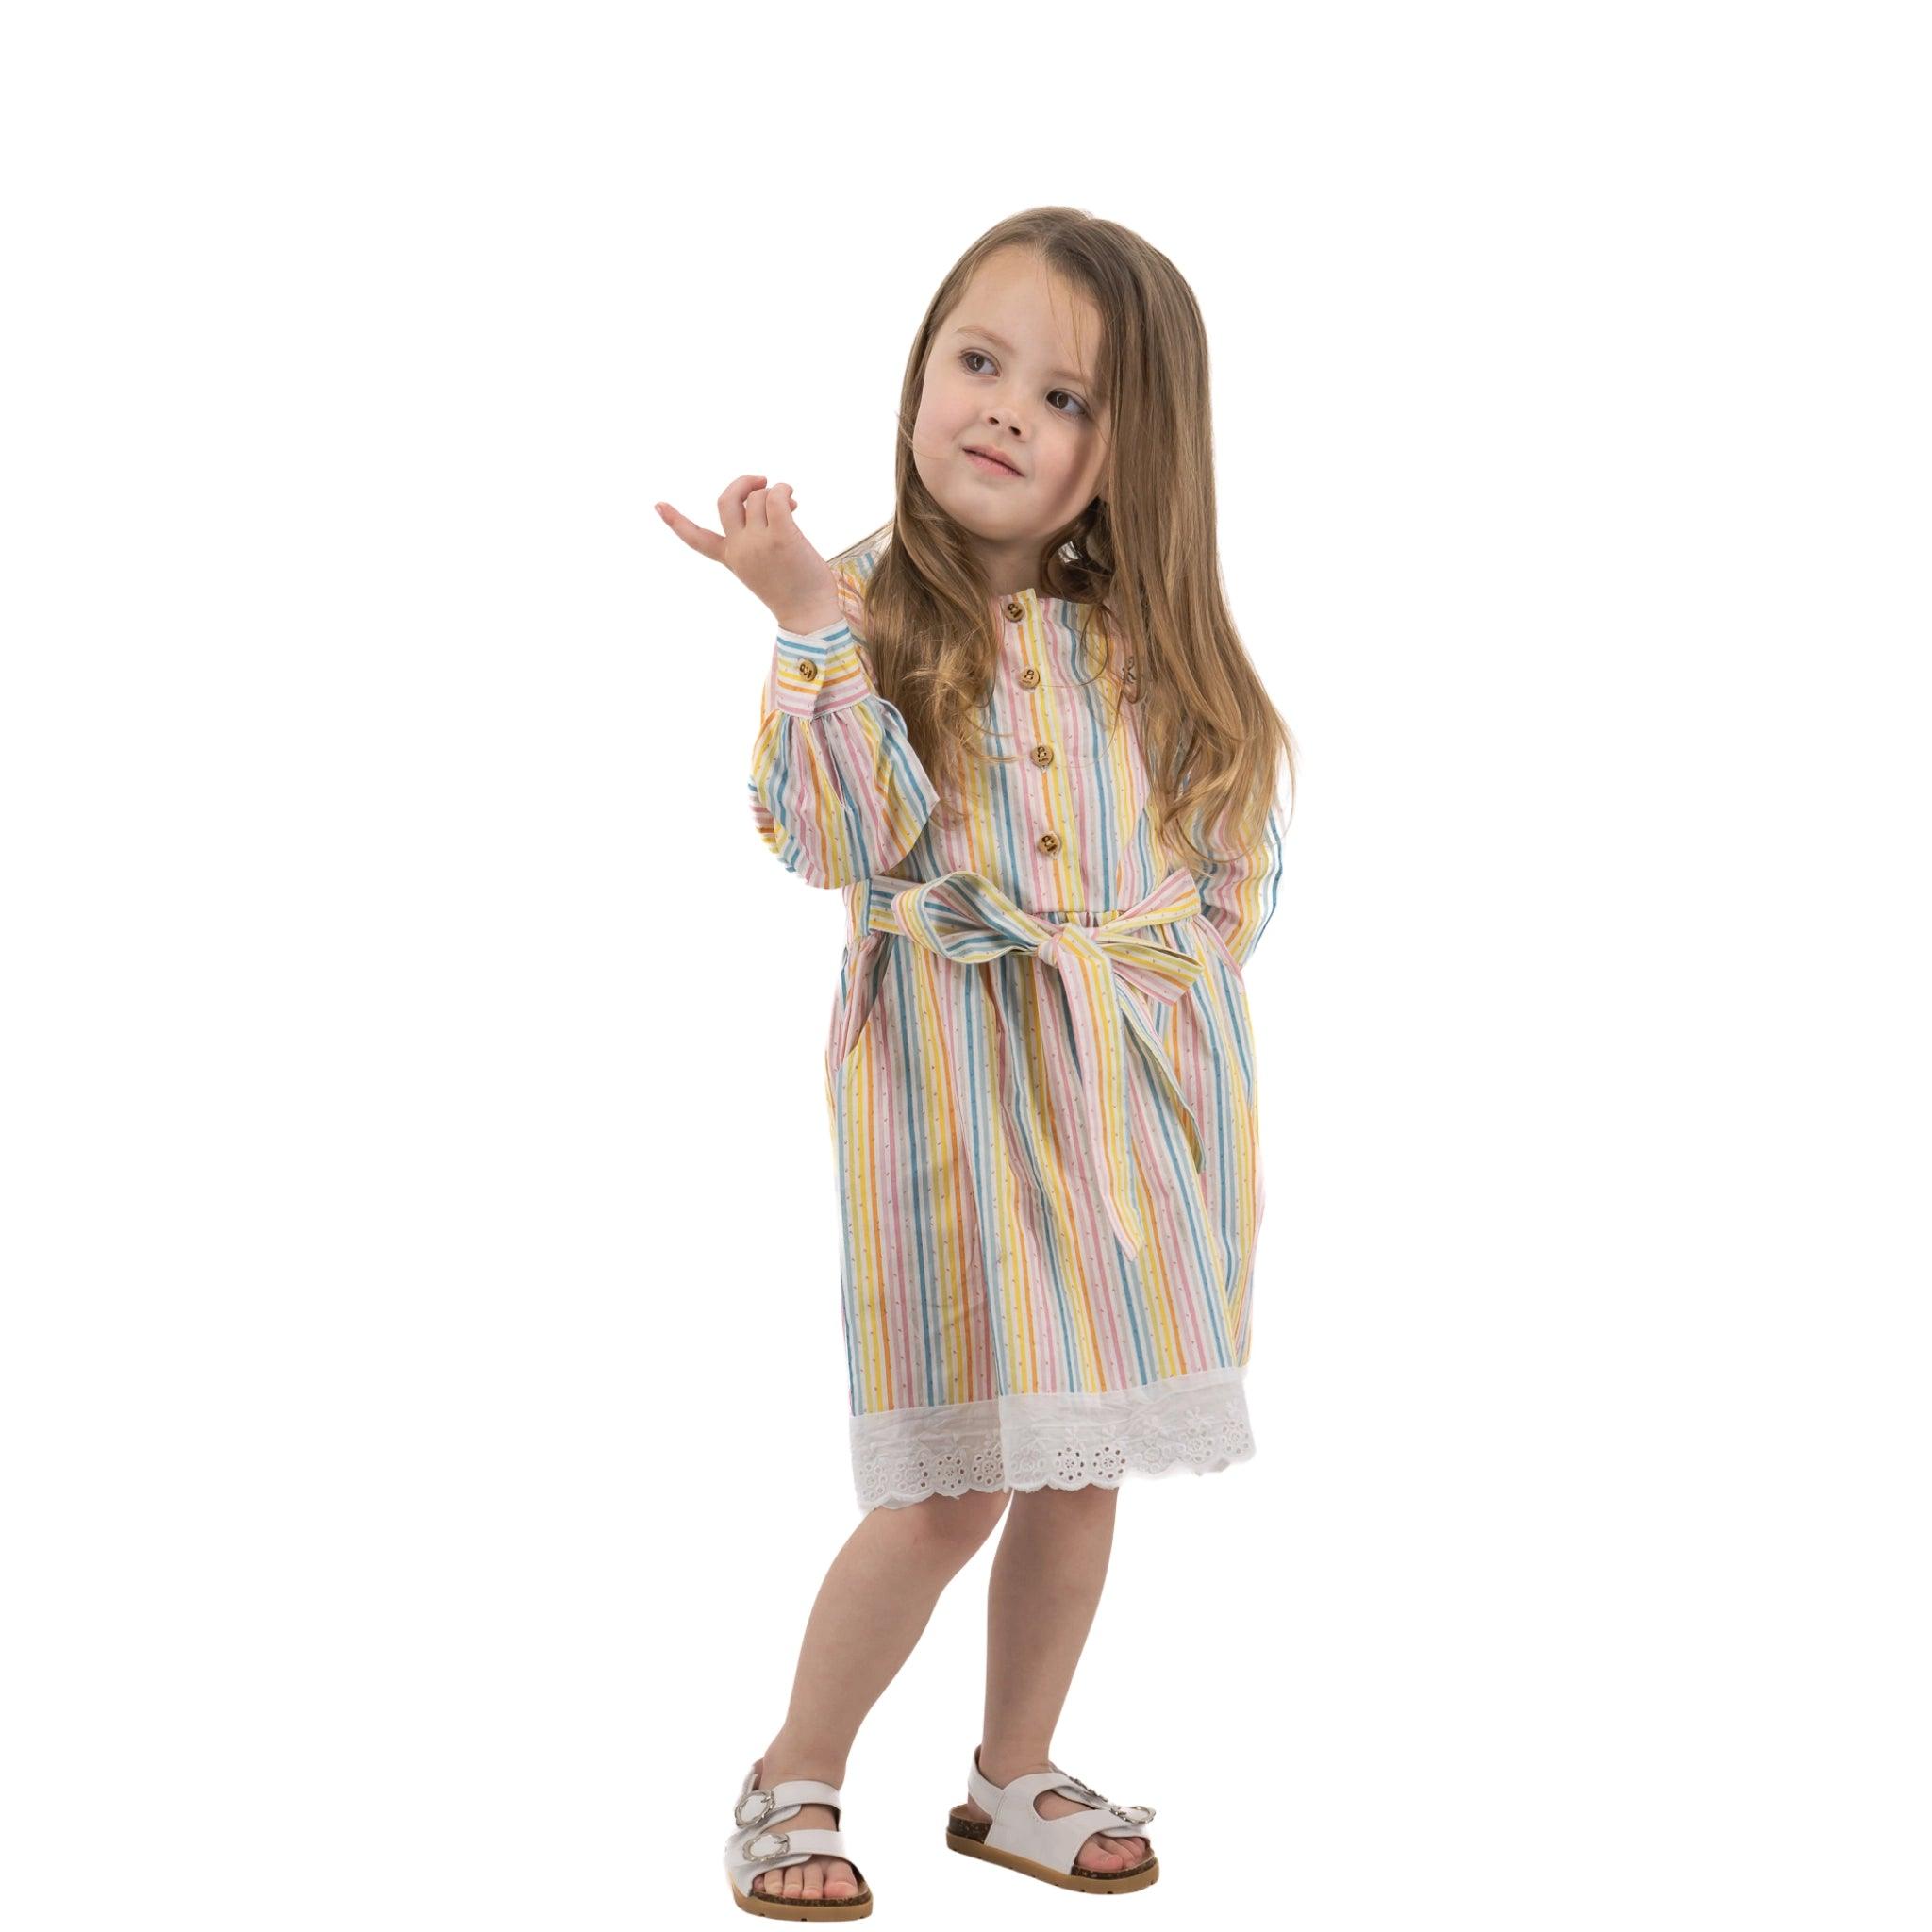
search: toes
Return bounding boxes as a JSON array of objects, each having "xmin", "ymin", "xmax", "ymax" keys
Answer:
[{"xmin": 1081, "ymin": 1831, "xmax": 1150, "ymax": 1871}]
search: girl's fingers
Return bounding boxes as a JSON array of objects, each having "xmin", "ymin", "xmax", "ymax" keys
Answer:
[
  {"xmin": 657, "ymin": 475, "xmax": 795, "ymax": 560},
  {"xmin": 716, "ymin": 475, "xmax": 768, "ymax": 534},
  {"xmin": 746, "ymin": 479, "xmax": 791, "ymax": 531},
  {"xmin": 655, "ymin": 500, "xmax": 724, "ymax": 560}
]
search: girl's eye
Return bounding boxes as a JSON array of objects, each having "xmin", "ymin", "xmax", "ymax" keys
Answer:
[{"xmin": 958, "ymin": 348, "xmax": 1088, "ymax": 419}]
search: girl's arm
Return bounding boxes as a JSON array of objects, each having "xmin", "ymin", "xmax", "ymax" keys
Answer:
[
  {"xmin": 747, "ymin": 580, "xmax": 940, "ymax": 889},
  {"xmin": 1189, "ymin": 792, "xmax": 1289, "ymax": 970}
]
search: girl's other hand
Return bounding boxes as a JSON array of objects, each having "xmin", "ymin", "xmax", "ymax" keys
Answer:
[{"xmin": 655, "ymin": 476, "xmax": 842, "ymax": 635}]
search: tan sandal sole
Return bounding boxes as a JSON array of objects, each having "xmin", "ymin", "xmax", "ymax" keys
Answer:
[
  {"xmin": 945, "ymin": 1812, "xmax": 1159, "ymax": 1893},
  {"xmin": 728, "ymin": 1874, "xmax": 874, "ymax": 1920}
]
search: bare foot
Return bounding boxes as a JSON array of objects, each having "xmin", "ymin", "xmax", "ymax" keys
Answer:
[
  {"xmin": 950, "ymin": 1758, "xmax": 1151, "ymax": 1874},
  {"xmin": 747, "ymin": 1757, "xmax": 865, "ymax": 1904}
]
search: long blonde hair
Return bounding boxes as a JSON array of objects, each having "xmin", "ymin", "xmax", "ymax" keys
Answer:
[{"xmin": 840, "ymin": 205, "xmax": 1297, "ymax": 872}]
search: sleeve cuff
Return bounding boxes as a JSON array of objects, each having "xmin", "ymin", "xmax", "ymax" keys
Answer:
[{"xmin": 771, "ymin": 622, "xmax": 875, "ymax": 718}]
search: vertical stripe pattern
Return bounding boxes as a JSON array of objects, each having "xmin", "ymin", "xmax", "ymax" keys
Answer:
[{"xmin": 747, "ymin": 540, "xmax": 1289, "ymax": 1509}]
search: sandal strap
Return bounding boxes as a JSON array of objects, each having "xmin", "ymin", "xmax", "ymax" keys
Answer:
[
  {"xmin": 745, "ymin": 1826, "xmax": 850, "ymax": 1861},
  {"xmin": 744, "ymin": 1777, "xmax": 843, "ymax": 1815},
  {"xmin": 964, "ymin": 1748, "xmax": 1156, "ymax": 1875},
  {"xmin": 730, "ymin": 1760, "xmax": 844, "ymax": 1827},
  {"xmin": 1056, "ymin": 1769, "xmax": 1155, "ymax": 1831},
  {"xmin": 724, "ymin": 1762, "xmax": 863, "ymax": 1897},
  {"xmin": 1031, "ymin": 1806, "xmax": 1146, "ymax": 1870}
]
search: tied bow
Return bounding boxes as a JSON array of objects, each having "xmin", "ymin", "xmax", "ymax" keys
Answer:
[{"xmin": 864, "ymin": 867, "xmax": 1208, "ymax": 1258}]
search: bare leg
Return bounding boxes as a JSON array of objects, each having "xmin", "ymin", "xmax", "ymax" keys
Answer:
[
  {"xmin": 948, "ymin": 1484, "xmax": 1151, "ymax": 1874},
  {"xmin": 748, "ymin": 1488, "xmax": 1010, "ymax": 1903}
]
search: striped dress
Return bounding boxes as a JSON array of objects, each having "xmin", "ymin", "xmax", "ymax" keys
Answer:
[{"xmin": 748, "ymin": 537, "xmax": 1288, "ymax": 1511}]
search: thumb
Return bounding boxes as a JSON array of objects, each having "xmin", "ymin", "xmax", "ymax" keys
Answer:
[{"xmin": 655, "ymin": 500, "xmax": 725, "ymax": 561}]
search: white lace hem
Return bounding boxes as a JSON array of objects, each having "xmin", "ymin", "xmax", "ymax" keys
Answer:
[{"xmin": 849, "ymin": 1364, "xmax": 1255, "ymax": 1511}]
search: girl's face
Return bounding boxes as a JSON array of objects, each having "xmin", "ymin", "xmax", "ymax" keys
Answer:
[{"xmin": 911, "ymin": 249, "xmax": 1112, "ymax": 596}]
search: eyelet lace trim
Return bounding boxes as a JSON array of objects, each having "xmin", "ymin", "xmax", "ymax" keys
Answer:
[{"xmin": 850, "ymin": 1365, "xmax": 1255, "ymax": 1510}]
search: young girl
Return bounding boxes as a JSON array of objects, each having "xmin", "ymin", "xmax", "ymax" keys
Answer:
[{"xmin": 658, "ymin": 207, "xmax": 1294, "ymax": 1919}]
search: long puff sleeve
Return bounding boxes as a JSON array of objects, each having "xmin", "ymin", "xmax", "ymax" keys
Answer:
[
  {"xmin": 1189, "ymin": 791, "xmax": 1289, "ymax": 970},
  {"xmin": 747, "ymin": 612, "xmax": 940, "ymax": 890}
]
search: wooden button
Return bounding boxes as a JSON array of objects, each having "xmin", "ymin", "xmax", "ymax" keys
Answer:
[
  {"xmin": 1031, "ymin": 743, "xmax": 1054, "ymax": 767},
  {"xmin": 797, "ymin": 659, "xmax": 819, "ymax": 681},
  {"xmin": 1018, "ymin": 666, "xmax": 1041, "ymax": 688},
  {"xmin": 1036, "ymin": 830, "xmax": 1060, "ymax": 855},
  {"xmin": 1004, "ymin": 599, "xmax": 1025, "ymax": 622}
]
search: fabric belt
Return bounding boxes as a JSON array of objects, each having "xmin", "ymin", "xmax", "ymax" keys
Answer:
[{"xmin": 857, "ymin": 866, "xmax": 1208, "ymax": 1258}]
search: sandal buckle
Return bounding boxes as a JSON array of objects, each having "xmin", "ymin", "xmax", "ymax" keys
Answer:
[
  {"xmin": 1108, "ymin": 1801, "xmax": 1155, "ymax": 1825},
  {"xmin": 734, "ymin": 1787, "xmax": 777, "ymax": 1828},
  {"xmin": 742, "ymin": 1828, "xmax": 791, "ymax": 1863}
]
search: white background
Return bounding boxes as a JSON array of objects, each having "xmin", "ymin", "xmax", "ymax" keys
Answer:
[{"xmin": 4, "ymin": 3, "xmax": 1926, "ymax": 1926}]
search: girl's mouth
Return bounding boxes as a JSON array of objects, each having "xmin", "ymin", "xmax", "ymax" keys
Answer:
[{"xmin": 965, "ymin": 449, "xmax": 1023, "ymax": 478}]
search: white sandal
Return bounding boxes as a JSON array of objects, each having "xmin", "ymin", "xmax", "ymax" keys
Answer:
[
  {"xmin": 724, "ymin": 1757, "xmax": 874, "ymax": 1920},
  {"xmin": 943, "ymin": 1745, "xmax": 1159, "ymax": 1893}
]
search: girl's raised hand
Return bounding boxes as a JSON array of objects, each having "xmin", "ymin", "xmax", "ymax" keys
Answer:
[{"xmin": 655, "ymin": 475, "xmax": 842, "ymax": 635}]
